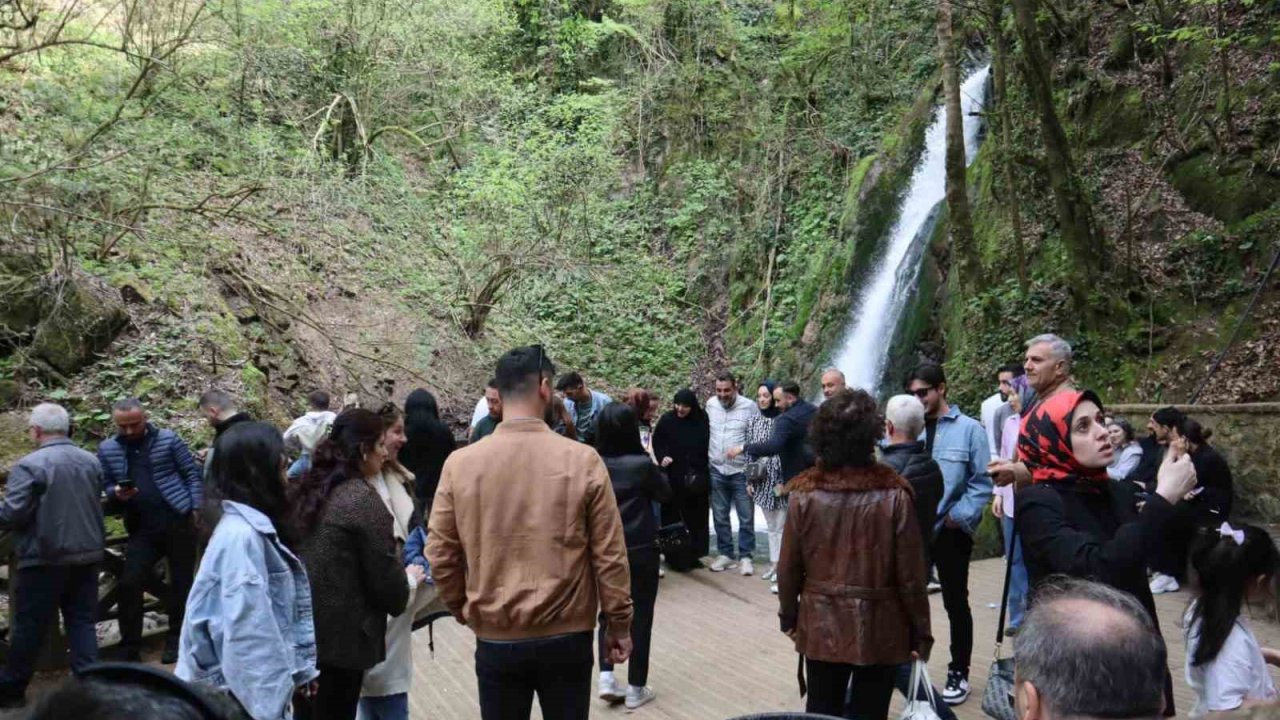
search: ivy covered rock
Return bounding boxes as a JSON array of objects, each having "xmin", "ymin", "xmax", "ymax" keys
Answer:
[{"xmin": 29, "ymin": 270, "xmax": 130, "ymax": 375}]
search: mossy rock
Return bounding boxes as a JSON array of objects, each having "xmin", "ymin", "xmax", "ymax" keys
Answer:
[
  {"xmin": 0, "ymin": 411, "xmax": 32, "ymax": 483},
  {"xmin": 1169, "ymin": 153, "xmax": 1280, "ymax": 224},
  {"xmin": 0, "ymin": 254, "xmax": 45, "ymax": 347},
  {"xmin": 1083, "ymin": 85, "xmax": 1148, "ymax": 148},
  {"xmin": 29, "ymin": 270, "xmax": 130, "ymax": 375}
]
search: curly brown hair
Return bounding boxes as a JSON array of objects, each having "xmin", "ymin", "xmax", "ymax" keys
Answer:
[{"xmin": 810, "ymin": 388, "xmax": 882, "ymax": 469}]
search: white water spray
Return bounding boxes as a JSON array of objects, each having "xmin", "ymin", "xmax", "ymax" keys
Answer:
[{"xmin": 829, "ymin": 65, "xmax": 991, "ymax": 395}]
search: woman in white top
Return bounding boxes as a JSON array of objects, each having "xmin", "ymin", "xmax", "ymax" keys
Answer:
[
  {"xmin": 357, "ymin": 403, "xmax": 432, "ymax": 720},
  {"xmin": 1105, "ymin": 418, "xmax": 1144, "ymax": 481},
  {"xmin": 1185, "ymin": 521, "xmax": 1280, "ymax": 718}
]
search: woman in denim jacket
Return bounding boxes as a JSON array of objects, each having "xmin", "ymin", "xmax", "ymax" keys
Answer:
[{"xmin": 176, "ymin": 422, "xmax": 319, "ymax": 720}]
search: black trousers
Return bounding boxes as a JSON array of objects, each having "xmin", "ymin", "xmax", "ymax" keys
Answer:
[
  {"xmin": 805, "ymin": 659, "xmax": 895, "ymax": 720},
  {"xmin": 0, "ymin": 564, "xmax": 99, "ymax": 698},
  {"xmin": 119, "ymin": 518, "xmax": 197, "ymax": 651},
  {"xmin": 476, "ymin": 632, "xmax": 593, "ymax": 720},
  {"xmin": 932, "ymin": 525, "xmax": 974, "ymax": 675},
  {"xmin": 599, "ymin": 548, "xmax": 659, "ymax": 686},
  {"xmin": 1151, "ymin": 503, "xmax": 1212, "ymax": 581},
  {"xmin": 295, "ymin": 663, "xmax": 364, "ymax": 720}
]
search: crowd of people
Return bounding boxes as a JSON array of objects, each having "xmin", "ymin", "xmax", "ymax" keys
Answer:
[{"xmin": 0, "ymin": 334, "xmax": 1275, "ymax": 720}]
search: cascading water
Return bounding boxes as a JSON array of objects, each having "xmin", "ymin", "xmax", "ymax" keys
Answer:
[{"xmin": 829, "ymin": 64, "xmax": 991, "ymax": 395}]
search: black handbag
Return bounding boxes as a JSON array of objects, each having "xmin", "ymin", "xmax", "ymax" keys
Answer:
[
  {"xmin": 655, "ymin": 521, "xmax": 691, "ymax": 556},
  {"xmin": 684, "ymin": 468, "xmax": 709, "ymax": 495},
  {"xmin": 981, "ymin": 521, "xmax": 1019, "ymax": 720}
]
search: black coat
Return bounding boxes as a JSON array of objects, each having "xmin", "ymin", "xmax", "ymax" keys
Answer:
[
  {"xmin": 1124, "ymin": 435, "xmax": 1164, "ymax": 491},
  {"xmin": 1017, "ymin": 479, "xmax": 1177, "ymax": 714},
  {"xmin": 603, "ymin": 454, "xmax": 673, "ymax": 551},
  {"xmin": 880, "ymin": 442, "xmax": 943, "ymax": 560},
  {"xmin": 400, "ymin": 423, "xmax": 456, "ymax": 510},
  {"xmin": 652, "ymin": 411, "xmax": 710, "ymax": 493},
  {"xmin": 299, "ymin": 477, "xmax": 410, "ymax": 670},
  {"xmin": 743, "ymin": 400, "xmax": 817, "ymax": 482},
  {"xmin": 1189, "ymin": 444, "xmax": 1233, "ymax": 521}
]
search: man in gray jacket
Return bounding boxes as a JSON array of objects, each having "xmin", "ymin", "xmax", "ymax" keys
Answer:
[{"xmin": 0, "ymin": 403, "xmax": 105, "ymax": 708}]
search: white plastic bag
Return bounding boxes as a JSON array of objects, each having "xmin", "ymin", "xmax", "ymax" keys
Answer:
[{"xmin": 898, "ymin": 660, "xmax": 943, "ymax": 720}]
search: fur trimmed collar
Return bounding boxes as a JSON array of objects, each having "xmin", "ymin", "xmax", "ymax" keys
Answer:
[{"xmin": 783, "ymin": 463, "xmax": 913, "ymax": 496}]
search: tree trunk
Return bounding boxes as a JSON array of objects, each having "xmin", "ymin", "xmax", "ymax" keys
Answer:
[
  {"xmin": 988, "ymin": 0, "xmax": 1029, "ymax": 293},
  {"xmin": 938, "ymin": 0, "xmax": 978, "ymax": 289},
  {"xmin": 1010, "ymin": 0, "xmax": 1099, "ymax": 302}
]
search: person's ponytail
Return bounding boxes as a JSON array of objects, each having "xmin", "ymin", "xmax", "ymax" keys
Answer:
[{"xmin": 1188, "ymin": 524, "xmax": 1280, "ymax": 666}]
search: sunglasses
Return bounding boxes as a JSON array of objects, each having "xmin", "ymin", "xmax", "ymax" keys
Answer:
[{"xmin": 910, "ymin": 386, "xmax": 935, "ymax": 399}]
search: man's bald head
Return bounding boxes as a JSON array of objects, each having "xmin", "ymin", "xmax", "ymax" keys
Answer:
[
  {"xmin": 820, "ymin": 368, "xmax": 847, "ymax": 399},
  {"xmin": 1015, "ymin": 577, "xmax": 1166, "ymax": 720}
]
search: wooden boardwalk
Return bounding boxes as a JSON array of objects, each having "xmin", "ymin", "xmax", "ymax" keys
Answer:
[
  {"xmin": 411, "ymin": 556, "xmax": 1280, "ymax": 719},
  {"xmin": 8, "ymin": 556, "xmax": 1280, "ymax": 718}
]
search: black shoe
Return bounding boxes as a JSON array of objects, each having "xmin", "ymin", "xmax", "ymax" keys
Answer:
[
  {"xmin": 1004, "ymin": 625, "xmax": 1020, "ymax": 637},
  {"xmin": 162, "ymin": 636, "xmax": 180, "ymax": 664},
  {"xmin": 942, "ymin": 670, "xmax": 970, "ymax": 705}
]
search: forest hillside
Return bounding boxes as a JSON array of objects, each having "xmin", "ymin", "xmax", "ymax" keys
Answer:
[{"xmin": 1, "ymin": 0, "xmax": 1278, "ymax": 454}]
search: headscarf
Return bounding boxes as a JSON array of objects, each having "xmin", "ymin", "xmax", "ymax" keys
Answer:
[
  {"xmin": 1018, "ymin": 389, "xmax": 1109, "ymax": 488},
  {"xmin": 673, "ymin": 388, "xmax": 699, "ymax": 411},
  {"xmin": 1010, "ymin": 374, "xmax": 1036, "ymax": 415},
  {"xmin": 758, "ymin": 379, "xmax": 780, "ymax": 419}
]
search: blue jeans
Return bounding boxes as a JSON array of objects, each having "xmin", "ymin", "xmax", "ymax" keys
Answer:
[
  {"xmin": 711, "ymin": 468, "xmax": 754, "ymax": 559},
  {"xmin": 1002, "ymin": 515, "xmax": 1028, "ymax": 631},
  {"xmin": 357, "ymin": 693, "xmax": 409, "ymax": 720},
  {"xmin": 892, "ymin": 663, "xmax": 957, "ymax": 720},
  {"xmin": 0, "ymin": 563, "xmax": 98, "ymax": 698}
]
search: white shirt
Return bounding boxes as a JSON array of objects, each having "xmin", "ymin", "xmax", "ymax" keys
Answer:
[
  {"xmin": 979, "ymin": 392, "xmax": 1003, "ymax": 455},
  {"xmin": 706, "ymin": 395, "xmax": 759, "ymax": 475},
  {"xmin": 470, "ymin": 396, "xmax": 488, "ymax": 428},
  {"xmin": 1186, "ymin": 605, "xmax": 1278, "ymax": 718}
]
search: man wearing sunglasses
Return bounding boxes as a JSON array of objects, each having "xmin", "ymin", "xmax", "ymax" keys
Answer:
[{"xmin": 903, "ymin": 363, "xmax": 991, "ymax": 707}]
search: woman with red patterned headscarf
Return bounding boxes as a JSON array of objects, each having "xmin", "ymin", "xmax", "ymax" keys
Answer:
[{"xmin": 1016, "ymin": 389, "xmax": 1198, "ymax": 716}]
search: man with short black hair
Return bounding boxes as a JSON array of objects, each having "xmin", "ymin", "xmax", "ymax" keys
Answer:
[
  {"xmin": 904, "ymin": 363, "xmax": 991, "ymax": 706},
  {"xmin": 556, "ymin": 372, "xmax": 611, "ymax": 444},
  {"xmin": 706, "ymin": 371, "xmax": 760, "ymax": 574},
  {"xmin": 428, "ymin": 345, "xmax": 633, "ymax": 720},
  {"xmin": 98, "ymin": 398, "xmax": 202, "ymax": 664},
  {"xmin": 981, "ymin": 364, "xmax": 1024, "ymax": 455},
  {"xmin": 1014, "ymin": 577, "xmax": 1168, "ymax": 720},
  {"xmin": 196, "ymin": 389, "xmax": 252, "ymax": 477},
  {"xmin": 0, "ymin": 403, "xmax": 105, "ymax": 708},
  {"xmin": 1140, "ymin": 406, "xmax": 1191, "ymax": 595},
  {"xmin": 470, "ymin": 379, "xmax": 503, "ymax": 443}
]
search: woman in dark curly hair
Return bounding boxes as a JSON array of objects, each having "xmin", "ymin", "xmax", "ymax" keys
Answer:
[{"xmin": 776, "ymin": 388, "xmax": 933, "ymax": 720}]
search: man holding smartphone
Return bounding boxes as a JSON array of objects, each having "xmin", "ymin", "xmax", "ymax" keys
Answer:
[{"xmin": 97, "ymin": 398, "xmax": 203, "ymax": 664}]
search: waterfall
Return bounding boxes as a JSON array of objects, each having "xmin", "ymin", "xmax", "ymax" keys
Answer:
[{"xmin": 828, "ymin": 64, "xmax": 991, "ymax": 396}]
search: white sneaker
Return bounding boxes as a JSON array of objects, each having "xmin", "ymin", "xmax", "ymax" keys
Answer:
[
  {"xmin": 709, "ymin": 556, "xmax": 737, "ymax": 572},
  {"xmin": 770, "ymin": 583, "xmax": 779, "ymax": 594},
  {"xmin": 762, "ymin": 566, "xmax": 776, "ymax": 582},
  {"xmin": 625, "ymin": 686, "xmax": 656, "ymax": 709},
  {"xmin": 598, "ymin": 673, "xmax": 625, "ymax": 704},
  {"xmin": 658, "ymin": 564, "xmax": 665, "ymax": 579},
  {"xmin": 740, "ymin": 558, "xmax": 754, "ymax": 576},
  {"xmin": 1150, "ymin": 573, "xmax": 1180, "ymax": 594}
]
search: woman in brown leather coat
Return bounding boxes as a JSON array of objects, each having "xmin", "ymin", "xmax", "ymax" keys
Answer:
[{"xmin": 777, "ymin": 388, "xmax": 933, "ymax": 720}]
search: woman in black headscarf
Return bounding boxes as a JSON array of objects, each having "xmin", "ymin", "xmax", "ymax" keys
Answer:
[
  {"xmin": 399, "ymin": 389, "xmax": 457, "ymax": 512},
  {"xmin": 652, "ymin": 388, "xmax": 711, "ymax": 570}
]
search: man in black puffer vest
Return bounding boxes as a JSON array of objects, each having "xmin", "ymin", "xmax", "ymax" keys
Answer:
[
  {"xmin": 879, "ymin": 393, "xmax": 955, "ymax": 720},
  {"xmin": 882, "ymin": 394, "xmax": 945, "ymax": 562}
]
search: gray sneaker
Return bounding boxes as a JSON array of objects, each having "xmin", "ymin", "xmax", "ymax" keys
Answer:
[
  {"xmin": 709, "ymin": 555, "xmax": 737, "ymax": 572},
  {"xmin": 625, "ymin": 686, "xmax": 656, "ymax": 709}
]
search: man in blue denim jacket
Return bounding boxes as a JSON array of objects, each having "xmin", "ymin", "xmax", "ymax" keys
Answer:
[{"xmin": 905, "ymin": 363, "xmax": 992, "ymax": 707}]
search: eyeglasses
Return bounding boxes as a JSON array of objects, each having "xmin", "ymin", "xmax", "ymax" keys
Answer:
[{"xmin": 910, "ymin": 386, "xmax": 935, "ymax": 399}]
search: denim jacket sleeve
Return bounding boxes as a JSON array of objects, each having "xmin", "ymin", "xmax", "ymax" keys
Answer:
[
  {"xmin": 180, "ymin": 534, "xmax": 299, "ymax": 720},
  {"xmin": 946, "ymin": 422, "xmax": 993, "ymax": 534}
]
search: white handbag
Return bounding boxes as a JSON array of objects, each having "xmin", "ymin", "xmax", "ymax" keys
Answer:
[{"xmin": 898, "ymin": 659, "xmax": 943, "ymax": 720}]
